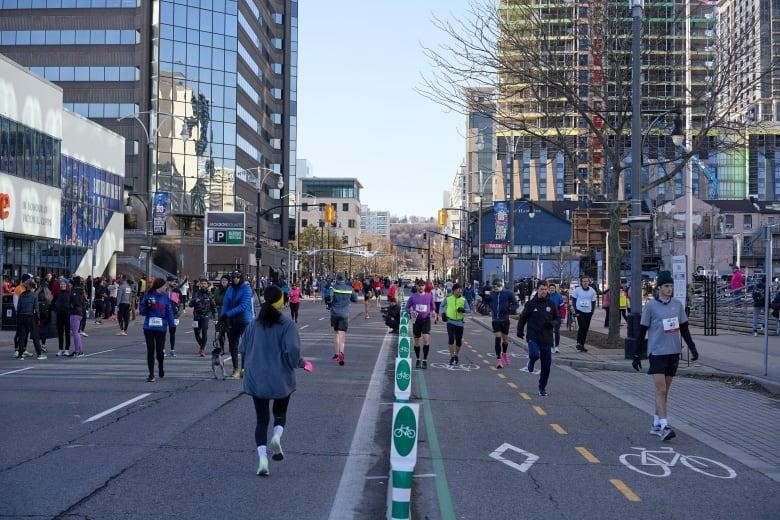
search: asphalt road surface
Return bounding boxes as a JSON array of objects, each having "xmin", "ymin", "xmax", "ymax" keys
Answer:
[{"xmin": 1, "ymin": 297, "xmax": 778, "ymax": 519}]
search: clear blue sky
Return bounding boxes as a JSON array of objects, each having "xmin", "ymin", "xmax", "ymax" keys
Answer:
[{"xmin": 297, "ymin": 1, "xmax": 468, "ymax": 218}]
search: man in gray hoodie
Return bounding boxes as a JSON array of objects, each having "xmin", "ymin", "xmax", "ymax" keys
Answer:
[{"xmin": 330, "ymin": 273, "xmax": 358, "ymax": 366}]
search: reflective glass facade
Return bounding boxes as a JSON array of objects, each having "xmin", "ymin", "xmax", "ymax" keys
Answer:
[
  {"xmin": 154, "ymin": 0, "xmax": 238, "ymax": 215},
  {"xmin": 0, "ymin": 114, "xmax": 60, "ymax": 187}
]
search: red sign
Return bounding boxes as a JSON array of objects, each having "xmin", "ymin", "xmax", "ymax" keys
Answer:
[{"xmin": 483, "ymin": 242, "xmax": 508, "ymax": 255}]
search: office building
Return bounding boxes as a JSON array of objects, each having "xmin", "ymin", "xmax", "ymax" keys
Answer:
[
  {"xmin": 0, "ymin": 0, "xmax": 298, "ymax": 278},
  {"xmin": 0, "ymin": 54, "xmax": 125, "ymax": 281},
  {"xmin": 297, "ymin": 177, "xmax": 362, "ymax": 247}
]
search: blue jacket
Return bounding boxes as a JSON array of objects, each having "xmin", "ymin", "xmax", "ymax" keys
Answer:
[
  {"xmin": 488, "ymin": 288, "xmax": 518, "ymax": 321},
  {"xmin": 139, "ymin": 291, "xmax": 176, "ymax": 331},
  {"xmin": 241, "ymin": 314, "xmax": 304, "ymax": 399},
  {"xmin": 330, "ymin": 280, "xmax": 357, "ymax": 318},
  {"xmin": 221, "ymin": 281, "xmax": 254, "ymax": 325}
]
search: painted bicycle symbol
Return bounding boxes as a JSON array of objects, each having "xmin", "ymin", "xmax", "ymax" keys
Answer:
[
  {"xmin": 396, "ymin": 372, "xmax": 410, "ymax": 380},
  {"xmin": 393, "ymin": 425, "xmax": 416, "ymax": 439},
  {"xmin": 619, "ymin": 447, "xmax": 736, "ymax": 479},
  {"xmin": 429, "ymin": 362, "xmax": 481, "ymax": 372}
]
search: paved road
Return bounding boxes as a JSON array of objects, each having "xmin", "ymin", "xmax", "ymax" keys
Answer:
[{"xmin": 2, "ymin": 297, "xmax": 779, "ymax": 519}]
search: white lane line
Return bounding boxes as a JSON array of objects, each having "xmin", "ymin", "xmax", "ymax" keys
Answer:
[
  {"xmin": 83, "ymin": 349, "xmax": 115, "ymax": 358},
  {"xmin": 300, "ymin": 324, "xmax": 310, "ymax": 330},
  {"xmin": 0, "ymin": 366, "xmax": 35, "ymax": 376},
  {"xmin": 319, "ymin": 317, "xmax": 325, "ymax": 321},
  {"xmin": 83, "ymin": 393, "xmax": 151, "ymax": 423},
  {"xmin": 328, "ymin": 332, "xmax": 392, "ymax": 520}
]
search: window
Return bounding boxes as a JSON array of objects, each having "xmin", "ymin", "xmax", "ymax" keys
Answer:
[
  {"xmin": 301, "ymin": 203, "xmax": 308, "ymax": 211},
  {"xmin": 724, "ymin": 214, "xmax": 734, "ymax": 229},
  {"xmin": 348, "ymin": 219, "xmax": 356, "ymax": 228},
  {"xmin": 744, "ymin": 214, "xmax": 753, "ymax": 230},
  {"xmin": 301, "ymin": 218, "xmax": 308, "ymax": 228},
  {"xmin": 342, "ymin": 203, "xmax": 349, "ymax": 212}
]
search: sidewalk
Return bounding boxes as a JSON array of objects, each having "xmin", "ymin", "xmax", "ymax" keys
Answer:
[{"xmin": 471, "ymin": 306, "xmax": 780, "ymax": 396}]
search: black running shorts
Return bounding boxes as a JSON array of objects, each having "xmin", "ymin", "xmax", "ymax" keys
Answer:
[
  {"xmin": 647, "ymin": 353, "xmax": 679, "ymax": 376},
  {"xmin": 412, "ymin": 317, "xmax": 431, "ymax": 338},
  {"xmin": 331, "ymin": 316, "xmax": 349, "ymax": 332},
  {"xmin": 491, "ymin": 319, "xmax": 510, "ymax": 335}
]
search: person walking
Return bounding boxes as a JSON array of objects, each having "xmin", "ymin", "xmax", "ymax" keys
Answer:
[
  {"xmin": 189, "ymin": 277, "xmax": 217, "ymax": 356},
  {"xmin": 93, "ymin": 278, "xmax": 106, "ymax": 324},
  {"xmin": 140, "ymin": 278, "xmax": 176, "ymax": 382},
  {"xmin": 361, "ymin": 277, "xmax": 372, "ymax": 319},
  {"xmin": 433, "ymin": 283, "xmax": 446, "ymax": 324},
  {"xmin": 288, "ymin": 283, "xmax": 302, "ymax": 323},
  {"xmin": 240, "ymin": 285, "xmax": 313, "ymax": 476},
  {"xmin": 15, "ymin": 274, "xmax": 45, "ymax": 360},
  {"xmin": 213, "ymin": 275, "xmax": 230, "ymax": 353},
  {"xmin": 440, "ymin": 283, "xmax": 470, "ymax": 366},
  {"xmin": 405, "ymin": 281, "xmax": 435, "ymax": 369},
  {"xmin": 53, "ymin": 278, "xmax": 72, "ymax": 356},
  {"xmin": 547, "ymin": 283, "xmax": 564, "ymax": 353},
  {"xmin": 572, "ymin": 275, "xmax": 597, "ymax": 352},
  {"xmin": 751, "ymin": 278, "xmax": 766, "ymax": 336},
  {"xmin": 631, "ymin": 270, "xmax": 698, "ymax": 441},
  {"xmin": 486, "ymin": 279, "xmax": 518, "ymax": 368},
  {"xmin": 221, "ymin": 270, "xmax": 254, "ymax": 378},
  {"xmin": 166, "ymin": 276, "xmax": 183, "ymax": 357},
  {"xmin": 69, "ymin": 278, "xmax": 88, "ymax": 357},
  {"xmin": 730, "ymin": 265, "xmax": 745, "ymax": 307},
  {"xmin": 516, "ymin": 282, "xmax": 560, "ymax": 396},
  {"xmin": 330, "ymin": 273, "xmax": 358, "ymax": 366},
  {"xmin": 116, "ymin": 275, "xmax": 133, "ymax": 335}
]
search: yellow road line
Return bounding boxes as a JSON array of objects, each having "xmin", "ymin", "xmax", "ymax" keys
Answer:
[
  {"xmin": 575, "ymin": 446, "xmax": 600, "ymax": 463},
  {"xmin": 477, "ymin": 354, "xmax": 484, "ymax": 358},
  {"xmin": 497, "ymin": 373, "xmax": 506, "ymax": 379},
  {"xmin": 550, "ymin": 423, "xmax": 567, "ymax": 435},
  {"xmin": 483, "ymin": 359, "xmax": 490, "ymax": 364},
  {"xmin": 507, "ymin": 382, "xmax": 518, "ymax": 389},
  {"xmin": 610, "ymin": 479, "xmax": 641, "ymax": 502},
  {"xmin": 519, "ymin": 392, "xmax": 532, "ymax": 400},
  {"xmin": 532, "ymin": 406, "xmax": 546, "ymax": 416}
]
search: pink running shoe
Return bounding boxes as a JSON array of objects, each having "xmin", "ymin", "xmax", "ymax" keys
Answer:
[
  {"xmin": 496, "ymin": 359, "xmax": 503, "ymax": 369},
  {"xmin": 502, "ymin": 352, "xmax": 510, "ymax": 366}
]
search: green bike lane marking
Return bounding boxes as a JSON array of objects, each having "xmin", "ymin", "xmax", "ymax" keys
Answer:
[{"xmin": 416, "ymin": 372, "xmax": 456, "ymax": 520}]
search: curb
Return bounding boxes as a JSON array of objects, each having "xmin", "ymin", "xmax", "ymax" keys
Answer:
[{"xmin": 468, "ymin": 317, "xmax": 780, "ymax": 397}]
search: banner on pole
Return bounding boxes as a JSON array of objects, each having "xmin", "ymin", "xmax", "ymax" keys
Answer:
[{"xmin": 152, "ymin": 192, "xmax": 169, "ymax": 236}]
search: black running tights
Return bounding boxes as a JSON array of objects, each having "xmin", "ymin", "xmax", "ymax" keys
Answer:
[{"xmin": 252, "ymin": 395, "xmax": 290, "ymax": 446}]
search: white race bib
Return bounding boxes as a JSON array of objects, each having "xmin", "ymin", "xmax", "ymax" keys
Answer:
[
  {"xmin": 662, "ymin": 316, "xmax": 680, "ymax": 333},
  {"xmin": 149, "ymin": 317, "xmax": 164, "ymax": 328},
  {"xmin": 415, "ymin": 304, "xmax": 428, "ymax": 313}
]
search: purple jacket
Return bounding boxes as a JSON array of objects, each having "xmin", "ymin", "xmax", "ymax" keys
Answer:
[{"xmin": 406, "ymin": 292, "xmax": 435, "ymax": 320}]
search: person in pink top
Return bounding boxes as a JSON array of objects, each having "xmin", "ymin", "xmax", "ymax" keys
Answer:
[
  {"xmin": 288, "ymin": 283, "xmax": 302, "ymax": 323},
  {"xmin": 730, "ymin": 265, "xmax": 745, "ymax": 307}
]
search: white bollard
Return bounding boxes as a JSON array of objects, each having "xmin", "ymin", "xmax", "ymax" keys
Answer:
[
  {"xmin": 394, "ymin": 357, "xmax": 412, "ymax": 402},
  {"xmin": 387, "ymin": 402, "xmax": 419, "ymax": 520}
]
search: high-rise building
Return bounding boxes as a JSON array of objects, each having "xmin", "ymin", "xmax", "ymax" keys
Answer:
[
  {"xmin": 0, "ymin": 0, "xmax": 298, "ymax": 277},
  {"xmin": 298, "ymin": 177, "xmax": 362, "ymax": 247},
  {"xmin": 495, "ymin": 1, "xmax": 718, "ymax": 203},
  {"xmin": 360, "ymin": 204, "xmax": 390, "ymax": 239}
]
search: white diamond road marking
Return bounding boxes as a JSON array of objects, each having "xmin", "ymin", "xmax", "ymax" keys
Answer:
[{"xmin": 489, "ymin": 443, "xmax": 539, "ymax": 473}]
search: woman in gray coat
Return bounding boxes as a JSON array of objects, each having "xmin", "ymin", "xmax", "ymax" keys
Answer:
[{"xmin": 240, "ymin": 285, "xmax": 312, "ymax": 476}]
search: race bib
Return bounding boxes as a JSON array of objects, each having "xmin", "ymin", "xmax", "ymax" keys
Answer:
[
  {"xmin": 662, "ymin": 316, "xmax": 680, "ymax": 333},
  {"xmin": 576, "ymin": 300, "xmax": 591, "ymax": 312},
  {"xmin": 149, "ymin": 317, "xmax": 164, "ymax": 328},
  {"xmin": 415, "ymin": 304, "xmax": 428, "ymax": 313}
]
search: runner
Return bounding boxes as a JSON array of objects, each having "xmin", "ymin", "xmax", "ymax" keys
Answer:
[
  {"xmin": 405, "ymin": 281, "xmax": 435, "ymax": 369},
  {"xmin": 631, "ymin": 270, "xmax": 698, "ymax": 441},
  {"xmin": 433, "ymin": 283, "xmax": 446, "ymax": 324},
  {"xmin": 166, "ymin": 275, "xmax": 183, "ymax": 357},
  {"xmin": 516, "ymin": 281, "xmax": 559, "ymax": 396},
  {"xmin": 330, "ymin": 273, "xmax": 358, "ymax": 365},
  {"xmin": 288, "ymin": 282, "xmax": 302, "ymax": 323},
  {"xmin": 487, "ymin": 279, "xmax": 518, "ymax": 368},
  {"xmin": 440, "ymin": 283, "xmax": 470, "ymax": 365},
  {"xmin": 373, "ymin": 277, "xmax": 383, "ymax": 309},
  {"xmin": 361, "ymin": 277, "xmax": 373, "ymax": 319},
  {"xmin": 189, "ymin": 277, "xmax": 217, "ymax": 357},
  {"xmin": 572, "ymin": 275, "xmax": 597, "ymax": 352},
  {"xmin": 546, "ymin": 282, "xmax": 564, "ymax": 353}
]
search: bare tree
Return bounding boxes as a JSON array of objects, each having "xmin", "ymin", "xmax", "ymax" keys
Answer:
[{"xmin": 419, "ymin": 0, "xmax": 774, "ymax": 344}]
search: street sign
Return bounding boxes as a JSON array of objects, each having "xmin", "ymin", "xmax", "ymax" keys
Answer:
[
  {"xmin": 394, "ymin": 357, "xmax": 412, "ymax": 401},
  {"xmin": 205, "ymin": 211, "xmax": 245, "ymax": 247}
]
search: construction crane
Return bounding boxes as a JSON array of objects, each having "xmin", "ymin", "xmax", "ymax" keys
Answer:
[{"xmin": 690, "ymin": 154, "xmax": 719, "ymax": 199}]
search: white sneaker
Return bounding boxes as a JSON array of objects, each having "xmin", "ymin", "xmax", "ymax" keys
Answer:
[
  {"xmin": 269, "ymin": 435, "xmax": 284, "ymax": 461},
  {"xmin": 256, "ymin": 455, "xmax": 269, "ymax": 476},
  {"xmin": 79, "ymin": 331, "xmax": 88, "ymax": 337},
  {"xmin": 649, "ymin": 424, "xmax": 662, "ymax": 436},
  {"xmin": 552, "ymin": 346, "xmax": 560, "ymax": 353},
  {"xmin": 37, "ymin": 354, "xmax": 47, "ymax": 360},
  {"xmin": 23, "ymin": 351, "xmax": 34, "ymax": 358},
  {"xmin": 56, "ymin": 350, "xmax": 65, "ymax": 357}
]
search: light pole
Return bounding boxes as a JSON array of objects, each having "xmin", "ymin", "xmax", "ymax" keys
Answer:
[
  {"xmin": 250, "ymin": 167, "xmax": 284, "ymax": 294},
  {"xmin": 472, "ymin": 171, "xmax": 497, "ymax": 284},
  {"xmin": 125, "ymin": 194, "xmax": 156, "ymax": 283}
]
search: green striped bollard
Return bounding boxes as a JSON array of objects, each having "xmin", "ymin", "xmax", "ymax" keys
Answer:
[
  {"xmin": 388, "ymin": 402, "xmax": 419, "ymax": 520},
  {"xmin": 397, "ymin": 334, "xmax": 411, "ymax": 359},
  {"xmin": 394, "ymin": 357, "xmax": 411, "ymax": 402}
]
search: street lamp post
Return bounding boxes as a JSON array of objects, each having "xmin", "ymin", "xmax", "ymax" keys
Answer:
[
  {"xmin": 125, "ymin": 194, "xmax": 156, "ymax": 283},
  {"xmin": 251, "ymin": 167, "xmax": 284, "ymax": 294}
]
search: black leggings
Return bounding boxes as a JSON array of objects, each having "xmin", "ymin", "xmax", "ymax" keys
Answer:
[
  {"xmin": 144, "ymin": 329, "xmax": 166, "ymax": 376},
  {"xmin": 56, "ymin": 312, "xmax": 71, "ymax": 350},
  {"xmin": 576, "ymin": 312, "xmax": 593, "ymax": 345},
  {"xmin": 228, "ymin": 320, "xmax": 247, "ymax": 370},
  {"xmin": 194, "ymin": 318, "xmax": 209, "ymax": 348},
  {"xmin": 252, "ymin": 395, "xmax": 290, "ymax": 446},
  {"xmin": 289, "ymin": 302, "xmax": 300, "ymax": 321},
  {"xmin": 117, "ymin": 303, "xmax": 131, "ymax": 332},
  {"xmin": 168, "ymin": 326, "xmax": 177, "ymax": 349},
  {"xmin": 446, "ymin": 322, "xmax": 464, "ymax": 346}
]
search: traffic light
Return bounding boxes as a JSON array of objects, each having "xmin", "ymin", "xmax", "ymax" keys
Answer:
[
  {"xmin": 437, "ymin": 209, "xmax": 448, "ymax": 227},
  {"xmin": 324, "ymin": 203, "xmax": 336, "ymax": 224}
]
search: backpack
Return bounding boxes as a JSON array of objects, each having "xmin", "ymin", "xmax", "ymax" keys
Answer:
[{"xmin": 36, "ymin": 288, "xmax": 52, "ymax": 318}]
